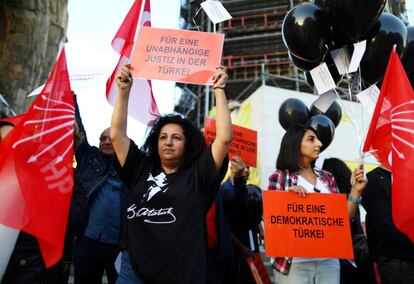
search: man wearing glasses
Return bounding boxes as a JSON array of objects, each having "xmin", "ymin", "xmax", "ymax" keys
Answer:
[{"xmin": 74, "ymin": 97, "xmax": 127, "ymax": 284}]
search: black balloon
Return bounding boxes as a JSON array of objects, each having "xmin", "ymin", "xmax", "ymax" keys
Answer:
[
  {"xmin": 330, "ymin": 19, "xmax": 354, "ymax": 49},
  {"xmin": 313, "ymin": 0, "xmax": 326, "ymax": 9},
  {"xmin": 313, "ymin": 1, "xmax": 353, "ymax": 48},
  {"xmin": 310, "ymin": 100, "xmax": 342, "ymax": 127},
  {"xmin": 282, "ymin": 3, "xmax": 333, "ymax": 63},
  {"xmin": 279, "ymin": 98, "xmax": 309, "ymax": 130},
  {"xmin": 402, "ymin": 26, "xmax": 414, "ymax": 88},
  {"xmin": 306, "ymin": 115, "xmax": 335, "ymax": 151},
  {"xmin": 360, "ymin": 13, "xmax": 407, "ymax": 85},
  {"xmin": 317, "ymin": 0, "xmax": 386, "ymax": 41},
  {"xmin": 289, "ymin": 51, "xmax": 319, "ymax": 71}
]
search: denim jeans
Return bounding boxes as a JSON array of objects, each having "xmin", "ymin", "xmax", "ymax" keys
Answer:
[
  {"xmin": 116, "ymin": 252, "xmax": 146, "ymax": 284},
  {"xmin": 43, "ymin": 261, "xmax": 70, "ymax": 284},
  {"xmin": 274, "ymin": 259, "xmax": 340, "ymax": 284},
  {"xmin": 74, "ymin": 236, "xmax": 120, "ymax": 284},
  {"xmin": 378, "ymin": 256, "xmax": 414, "ymax": 284}
]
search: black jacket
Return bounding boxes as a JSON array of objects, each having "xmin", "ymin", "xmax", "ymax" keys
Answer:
[
  {"xmin": 74, "ymin": 97, "xmax": 120, "ymax": 201},
  {"xmin": 362, "ymin": 167, "xmax": 414, "ymax": 261}
]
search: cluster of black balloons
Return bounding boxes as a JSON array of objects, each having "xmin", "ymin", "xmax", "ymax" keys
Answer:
[
  {"xmin": 282, "ymin": 0, "xmax": 412, "ymax": 88},
  {"xmin": 402, "ymin": 27, "xmax": 414, "ymax": 88},
  {"xmin": 278, "ymin": 98, "xmax": 342, "ymax": 151}
]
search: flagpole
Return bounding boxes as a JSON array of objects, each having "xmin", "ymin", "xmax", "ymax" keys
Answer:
[
  {"xmin": 204, "ymin": 18, "xmax": 213, "ymax": 121},
  {"xmin": 128, "ymin": 0, "xmax": 146, "ymax": 65},
  {"xmin": 0, "ymin": 225, "xmax": 19, "ymax": 281}
]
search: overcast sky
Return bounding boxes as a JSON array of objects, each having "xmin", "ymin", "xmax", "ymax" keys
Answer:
[{"xmin": 66, "ymin": 0, "xmax": 181, "ymax": 146}]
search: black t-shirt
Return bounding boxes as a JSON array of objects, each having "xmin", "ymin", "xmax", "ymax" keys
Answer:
[{"xmin": 119, "ymin": 140, "xmax": 227, "ymax": 284}]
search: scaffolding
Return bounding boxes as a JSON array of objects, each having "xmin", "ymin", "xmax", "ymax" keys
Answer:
[{"xmin": 175, "ymin": 0, "xmax": 408, "ymax": 126}]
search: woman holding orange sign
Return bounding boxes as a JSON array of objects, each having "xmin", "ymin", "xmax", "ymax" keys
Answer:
[{"xmin": 267, "ymin": 125, "xmax": 367, "ymax": 284}]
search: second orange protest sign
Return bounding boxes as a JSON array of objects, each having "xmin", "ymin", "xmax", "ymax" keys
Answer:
[
  {"xmin": 204, "ymin": 117, "xmax": 257, "ymax": 167},
  {"xmin": 130, "ymin": 27, "xmax": 224, "ymax": 84},
  {"xmin": 263, "ymin": 191, "xmax": 353, "ymax": 259}
]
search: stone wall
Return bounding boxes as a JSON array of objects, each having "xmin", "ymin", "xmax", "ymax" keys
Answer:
[{"xmin": 0, "ymin": 0, "xmax": 68, "ymax": 117}]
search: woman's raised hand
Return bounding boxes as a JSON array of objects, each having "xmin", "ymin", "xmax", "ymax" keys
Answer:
[
  {"xmin": 230, "ymin": 156, "xmax": 247, "ymax": 178},
  {"xmin": 350, "ymin": 167, "xmax": 368, "ymax": 195},
  {"xmin": 212, "ymin": 66, "xmax": 228, "ymax": 89},
  {"xmin": 116, "ymin": 64, "xmax": 133, "ymax": 92}
]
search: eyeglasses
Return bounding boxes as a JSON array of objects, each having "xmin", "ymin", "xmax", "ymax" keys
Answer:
[{"xmin": 99, "ymin": 135, "xmax": 111, "ymax": 142}]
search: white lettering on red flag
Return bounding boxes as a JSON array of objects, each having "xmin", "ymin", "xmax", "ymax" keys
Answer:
[
  {"xmin": 363, "ymin": 49, "xmax": 414, "ymax": 242},
  {"xmin": 0, "ymin": 48, "xmax": 74, "ymax": 267}
]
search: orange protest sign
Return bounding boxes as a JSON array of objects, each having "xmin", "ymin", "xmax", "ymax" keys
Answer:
[
  {"xmin": 204, "ymin": 117, "xmax": 257, "ymax": 167},
  {"xmin": 263, "ymin": 191, "xmax": 353, "ymax": 259},
  {"xmin": 130, "ymin": 27, "xmax": 224, "ymax": 85}
]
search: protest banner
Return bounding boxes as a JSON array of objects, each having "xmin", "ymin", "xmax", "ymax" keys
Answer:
[
  {"xmin": 130, "ymin": 27, "xmax": 224, "ymax": 84},
  {"xmin": 204, "ymin": 117, "xmax": 257, "ymax": 167},
  {"xmin": 263, "ymin": 191, "xmax": 353, "ymax": 259}
]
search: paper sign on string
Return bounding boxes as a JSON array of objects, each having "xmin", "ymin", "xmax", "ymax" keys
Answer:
[
  {"xmin": 348, "ymin": 41, "xmax": 366, "ymax": 74},
  {"xmin": 310, "ymin": 63, "xmax": 336, "ymax": 95},
  {"xmin": 200, "ymin": 0, "xmax": 232, "ymax": 24},
  {"xmin": 312, "ymin": 90, "xmax": 337, "ymax": 113},
  {"xmin": 356, "ymin": 85, "xmax": 380, "ymax": 116},
  {"xmin": 331, "ymin": 47, "xmax": 351, "ymax": 75}
]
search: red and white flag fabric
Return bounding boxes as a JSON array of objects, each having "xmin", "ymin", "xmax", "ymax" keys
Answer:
[
  {"xmin": 363, "ymin": 48, "xmax": 414, "ymax": 242},
  {"xmin": 0, "ymin": 48, "xmax": 75, "ymax": 267},
  {"xmin": 0, "ymin": 113, "xmax": 25, "ymax": 281},
  {"xmin": 106, "ymin": 0, "xmax": 160, "ymax": 124}
]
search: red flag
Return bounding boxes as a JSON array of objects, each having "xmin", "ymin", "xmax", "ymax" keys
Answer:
[
  {"xmin": 363, "ymin": 49, "xmax": 414, "ymax": 242},
  {"xmin": 0, "ymin": 114, "xmax": 25, "ymax": 128},
  {"xmin": 106, "ymin": 0, "xmax": 160, "ymax": 124},
  {"xmin": 0, "ymin": 48, "xmax": 75, "ymax": 267}
]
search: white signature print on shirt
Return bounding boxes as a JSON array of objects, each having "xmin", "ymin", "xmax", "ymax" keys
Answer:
[{"xmin": 127, "ymin": 204, "xmax": 176, "ymax": 224}]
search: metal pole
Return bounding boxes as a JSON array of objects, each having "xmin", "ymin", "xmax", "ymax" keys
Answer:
[
  {"xmin": 261, "ymin": 63, "xmax": 266, "ymax": 86},
  {"xmin": 0, "ymin": 93, "xmax": 16, "ymax": 116},
  {"xmin": 204, "ymin": 18, "xmax": 211, "ymax": 120},
  {"xmin": 197, "ymin": 93, "xmax": 201, "ymax": 129},
  {"xmin": 294, "ymin": 66, "xmax": 300, "ymax": 91},
  {"xmin": 289, "ymin": 0, "xmax": 299, "ymax": 91}
]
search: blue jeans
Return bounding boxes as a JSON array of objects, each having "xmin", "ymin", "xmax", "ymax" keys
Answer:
[
  {"xmin": 116, "ymin": 252, "xmax": 146, "ymax": 284},
  {"xmin": 74, "ymin": 237, "xmax": 119, "ymax": 284},
  {"xmin": 274, "ymin": 259, "xmax": 340, "ymax": 284}
]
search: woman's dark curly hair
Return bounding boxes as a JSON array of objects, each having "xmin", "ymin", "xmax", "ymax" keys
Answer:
[{"xmin": 141, "ymin": 114, "xmax": 206, "ymax": 170}]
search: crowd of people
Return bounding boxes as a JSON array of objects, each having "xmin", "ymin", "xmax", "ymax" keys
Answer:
[{"xmin": 1, "ymin": 65, "xmax": 413, "ymax": 284}]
